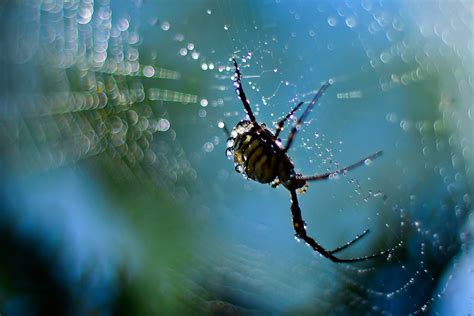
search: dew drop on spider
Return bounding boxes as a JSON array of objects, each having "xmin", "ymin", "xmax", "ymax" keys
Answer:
[{"xmin": 235, "ymin": 164, "xmax": 244, "ymax": 173}]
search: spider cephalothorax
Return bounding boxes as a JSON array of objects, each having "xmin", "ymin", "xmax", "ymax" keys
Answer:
[{"xmin": 223, "ymin": 58, "xmax": 394, "ymax": 263}]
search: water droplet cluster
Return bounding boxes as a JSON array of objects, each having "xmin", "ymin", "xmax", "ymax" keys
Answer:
[
  {"xmin": 0, "ymin": 0, "xmax": 197, "ymax": 193},
  {"xmin": 225, "ymin": 121, "xmax": 254, "ymax": 180}
]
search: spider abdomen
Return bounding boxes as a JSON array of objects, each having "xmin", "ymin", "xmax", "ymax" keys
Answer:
[{"xmin": 227, "ymin": 120, "xmax": 295, "ymax": 185}]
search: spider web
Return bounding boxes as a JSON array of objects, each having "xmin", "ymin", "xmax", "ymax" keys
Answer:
[
  {"xmin": 0, "ymin": 0, "xmax": 472, "ymax": 315},
  {"xmin": 171, "ymin": 1, "xmax": 472, "ymax": 315}
]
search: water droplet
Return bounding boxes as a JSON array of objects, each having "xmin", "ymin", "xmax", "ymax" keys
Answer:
[
  {"xmin": 198, "ymin": 109, "xmax": 207, "ymax": 118},
  {"xmin": 361, "ymin": 0, "xmax": 373, "ymax": 11},
  {"xmin": 157, "ymin": 118, "xmax": 170, "ymax": 132},
  {"xmin": 345, "ymin": 16, "xmax": 357, "ymax": 28},
  {"xmin": 203, "ymin": 142, "xmax": 214, "ymax": 152},
  {"xmin": 191, "ymin": 51, "xmax": 200, "ymax": 60},
  {"xmin": 235, "ymin": 164, "xmax": 244, "ymax": 173},
  {"xmin": 380, "ymin": 52, "xmax": 391, "ymax": 63},
  {"xmin": 174, "ymin": 33, "xmax": 184, "ymax": 42},
  {"xmin": 386, "ymin": 113, "xmax": 398, "ymax": 123},
  {"xmin": 110, "ymin": 116, "xmax": 123, "ymax": 134},
  {"xmin": 161, "ymin": 21, "xmax": 170, "ymax": 31},
  {"xmin": 77, "ymin": 7, "xmax": 93, "ymax": 25},
  {"xmin": 327, "ymin": 16, "xmax": 337, "ymax": 27},
  {"xmin": 143, "ymin": 65, "xmax": 155, "ymax": 77}
]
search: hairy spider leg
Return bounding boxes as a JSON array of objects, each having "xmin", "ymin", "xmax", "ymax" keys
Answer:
[
  {"xmin": 283, "ymin": 82, "xmax": 331, "ymax": 154},
  {"xmin": 289, "ymin": 189, "xmax": 392, "ymax": 263},
  {"xmin": 273, "ymin": 101, "xmax": 304, "ymax": 141},
  {"xmin": 299, "ymin": 150, "xmax": 383, "ymax": 182},
  {"xmin": 232, "ymin": 58, "xmax": 257, "ymax": 124}
]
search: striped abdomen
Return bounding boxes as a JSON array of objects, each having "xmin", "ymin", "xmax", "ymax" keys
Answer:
[{"xmin": 226, "ymin": 120, "xmax": 295, "ymax": 185}]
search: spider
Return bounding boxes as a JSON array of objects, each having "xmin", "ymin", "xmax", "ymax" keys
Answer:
[{"xmin": 222, "ymin": 59, "xmax": 394, "ymax": 263}]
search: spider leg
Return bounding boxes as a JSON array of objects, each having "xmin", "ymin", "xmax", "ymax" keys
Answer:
[
  {"xmin": 274, "ymin": 101, "xmax": 304, "ymax": 141},
  {"xmin": 232, "ymin": 59, "xmax": 283, "ymax": 151},
  {"xmin": 289, "ymin": 189, "xmax": 391, "ymax": 263},
  {"xmin": 232, "ymin": 59, "xmax": 257, "ymax": 124},
  {"xmin": 299, "ymin": 151, "xmax": 383, "ymax": 182},
  {"xmin": 282, "ymin": 82, "xmax": 331, "ymax": 154},
  {"xmin": 328, "ymin": 229, "xmax": 370, "ymax": 255}
]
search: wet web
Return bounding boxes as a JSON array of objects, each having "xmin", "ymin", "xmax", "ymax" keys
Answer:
[
  {"xmin": 0, "ymin": 0, "xmax": 472, "ymax": 315},
  {"xmin": 187, "ymin": 2, "xmax": 472, "ymax": 315}
]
